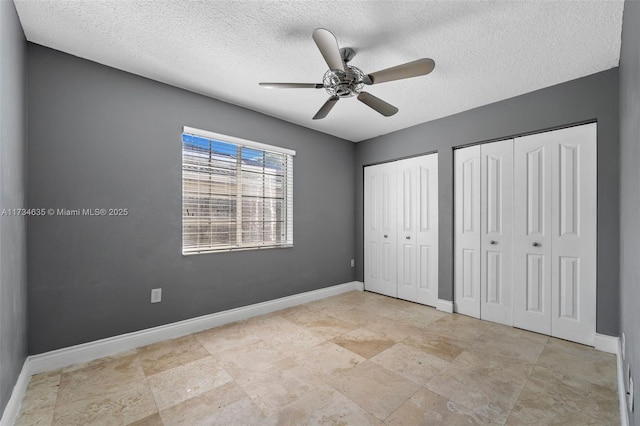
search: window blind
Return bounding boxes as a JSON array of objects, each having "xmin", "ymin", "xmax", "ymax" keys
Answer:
[{"xmin": 182, "ymin": 128, "xmax": 294, "ymax": 254}]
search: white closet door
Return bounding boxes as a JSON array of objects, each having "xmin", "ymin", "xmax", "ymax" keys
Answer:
[
  {"xmin": 480, "ymin": 140, "xmax": 514, "ymax": 326},
  {"xmin": 396, "ymin": 154, "xmax": 439, "ymax": 306},
  {"xmin": 416, "ymin": 154, "xmax": 439, "ymax": 307},
  {"xmin": 551, "ymin": 123, "xmax": 597, "ymax": 345},
  {"xmin": 364, "ymin": 164, "xmax": 396, "ymax": 296},
  {"xmin": 513, "ymin": 133, "xmax": 553, "ymax": 335},
  {"xmin": 364, "ymin": 163, "xmax": 397, "ymax": 297},
  {"xmin": 364, "ymin": 165, "xmax": 383, "ymax": 295},
  {"xmin": 379, "ymin": 162, "xmax": 398, "ymax": 297},
  {"xmin": 397, "ymin": 157, "xmax": 418, "ymax": 302},
  {"xmin": 455, "ymin": 146, "xmax": 481, "ymax": 318},
  {"xmin": 366, "ymin": 155, "xmax": 438, "ymax": 304}
]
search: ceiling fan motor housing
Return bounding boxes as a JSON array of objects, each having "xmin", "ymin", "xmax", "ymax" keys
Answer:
[{"xmin": 322, "ymin": 65, "xmax": 365, "ymax": 98}]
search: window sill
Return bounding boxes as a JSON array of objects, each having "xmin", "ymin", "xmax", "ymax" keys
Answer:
[{"xmin": 182, "ymin": 244, "xmax": 294, "ymax": 256}]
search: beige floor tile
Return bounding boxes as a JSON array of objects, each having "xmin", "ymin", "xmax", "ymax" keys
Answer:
[
  {"xmin": 16, "ymin": 407, "xmax": 56, "ymax": 426},
  {"xmin": 385, "ymin": 388, "xmax": 484, "ymax": 425},
  {"xmin": 215, "ymin": 339, "xmax": 296, "ymax": 378},
  {"xmin": 313, "ymin": 290, "xmax": 371, "ymax": 307},
  {"xmin": 241, "ymin": 315, "xmax": 326, "ymax": 349},
  {"xmin": 272, "ymin": 304, "xmax": 316, "ymax": 322},
  {"xmin": 329, "ymin": 360, "xmax": 421, "ymax": 420},
  {"xmin": 370, "ymin": 342, "xmax": 449, "ymax": 385},
  {"xmin": 452, "ymin": 349, "xmax": 534, "ymax": 382},
  {"xmin": 15, "ymin": 370, "xmax": 61, "ymax": 426},
  {"xmin": 158, "ymin": 381, "xmax": 271, "ymax": 426},
  {"xmin": 428, "ymin": 314, "xmax": 492, "ymax": 343},
  {"xmin": 194, "ymin": 321, "xmax": 262, "ymax": 355},
  {"xmin": 362, "ymin": 316, "xmax": 427, "ymax": 341},
  {"xmin": 233, "ymin": 364, "xmax": 324, "ymax": 416},
  {"xmin": 307, "ymin": 300, "xmax": 380, "ymax": 327},
  {"xmin": 506, "ymin": 411, "xmax": 594, "ymax": 426},
  {"xmin": 274, "ymin": 384, "xmax": 382, "ymax": 425},
  {"xmin": 279, "ymin": 304, "xmax": 358, "ymax": 339},
  {"xmin": 355, "ymin": 293, "xmax": 416, "ymax": 316},
  {"xmin": 53, "ymin": 353, "xmax": 156, "ymax": 425},
  {"xmin": 505, "ymin": 365, "xmax": 619, "ymax": 426},
  {"xmin": 137, "ymin": 335, "xmax": 209, "ymax": 376},
  {"xmin": 546, "ymin": 337, "xmax": 615, "ymax": 361},
  {"xmin": 537, "ymin": 338, "xmax": 617, "ymax": 388},
  {"xmin": 379, "ymin": 303, "xmax": 446, "ymax": 329},
  {"xmin": 341, "ymin": 307, "xmax": 386, "ymax": 326},
  {"xmin": 491, "ymin": 323, "xmax": 549, "ymax": 346},
  {"xmin": 61, "ymin": 349, "xmax": 138, "ymax": 374},
  {"xmin": 426, "ymin": 359, "xmax": 528, "ymax": 424},
  {"xmin": 147, "ymin": 356, "xmax": 233, "ymax": 410},
  {"xmin": 127, "ymin": 412, "xmax": 163, "ymax": 425},
  {"xmin": 293, "ymin": 341, "xmax": 366, "ymax": 380},
  {"xmin": 471, "ymin": 324, "xmax": 548, "ymax": 364},
  {"xmin": 53, "ymin": 381, "xmax": 157, "ymax": 426},
  {"xmin": 331, "ymin": 327, "xmax": 397, "ymax": 359},
  {"xmin": 404, "ymin": 331, "xmax": 468, "ymax": 362},
  {"xmin": 55, "ymin": 352, "xmax": 145, "ymax": 402}
]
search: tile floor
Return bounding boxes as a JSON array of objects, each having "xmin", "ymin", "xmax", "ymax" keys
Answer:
[{"xmin": 16, "ymin": 291, "xmax": 619, "ymax": 425}]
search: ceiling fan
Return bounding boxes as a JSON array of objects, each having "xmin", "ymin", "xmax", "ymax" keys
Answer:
[{"xmin": 259, "ymin": 28, "xmax": 435, "ymax": 120}]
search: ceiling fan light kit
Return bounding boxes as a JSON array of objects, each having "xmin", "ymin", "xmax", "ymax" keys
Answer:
[
  {"xmin": 259, "ymin": 28, "xmax": 435, "ymax": 120},
  {"xmin": 321, "ymin": 64, "xmax": 365, "ymax": 98}
]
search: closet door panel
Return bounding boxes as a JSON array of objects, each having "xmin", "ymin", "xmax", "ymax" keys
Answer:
[
  {"xmin": 513, "ymin": 134, "xmax": 552, "ymax": 335},
  {"xmin": 397, "ymin": 158, "xmax": 418, "ymax": 302},
  {"xmin": 416, "ymin": 154, "xmax": 439, "ymax": 307},
  {"xmin": 551, "ymin": 123, "xmax": 597, "ymax": 345},
  {"xmin": 455, "ymin": 146, "xmax": 481, "ymax": 318},
  {"xmin": 364, "ymin": 163, "xmax": 397, "ymax": 297},
  {"xmin": 379, "ymin": 162, "xmax": 398, "ymax": 297},
  {"xmin": 364, "ymin": 165, "xmax": 382, "ymax": 295},
  {"xmin": 480, "ymin": 140, "xmax": 514, "ymax": 326}
]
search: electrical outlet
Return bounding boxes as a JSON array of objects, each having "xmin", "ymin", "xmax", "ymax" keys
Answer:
[
  {"xmin": 350, "ymin": 259, "xmax": 355, "ymax": 268},
  {"xmin": 151, "ymin": 288, "xmax": 162, "ymax": 303},
  {"xmin": 622, "ymin": 333, "xmax": 626, "ymax": 360}
]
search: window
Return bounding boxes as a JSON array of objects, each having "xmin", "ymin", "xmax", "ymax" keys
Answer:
[{"xmin": 182, "ymin": 126, "xmax": 294, "ymax": 254}]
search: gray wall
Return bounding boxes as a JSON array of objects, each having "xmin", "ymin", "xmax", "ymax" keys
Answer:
[
  {"xmin": 27, "ymin": 44, "xmax": 355, "ymax": 354},
  {"xmin": 0, "ymin": 0, "xmax": 28, "ymax": 417},
  {"xmin": 355, "ymin": 68, "xmax": 620, "ymax": 336},
  {"xmin": 619, "ymin": 1, "xmax": 640, "ymax": 424}
]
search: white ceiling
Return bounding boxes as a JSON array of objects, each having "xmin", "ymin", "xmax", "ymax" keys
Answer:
[{"xmin": 14, "ymin": 1, "xmax": 624, "ymax": 142}]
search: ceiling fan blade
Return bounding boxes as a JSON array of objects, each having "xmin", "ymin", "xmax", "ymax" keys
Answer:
[
  {"xmin": 312, "ymin": 28, "xmax": 345, "ymax": 71},
  {"xmin": 259, "ymin": 83, "xmax": 324, "ymax": 89},
  {"xmin": 357, "ymin": 92, "xmax": 398, "ymax": 117},
  {"xmin": 313, "ymin": 96, "xmax": 339, "ymax": 120},
  {"xmin": 365, "ymin": 58, "xmax": 435, "ymax": 85}
]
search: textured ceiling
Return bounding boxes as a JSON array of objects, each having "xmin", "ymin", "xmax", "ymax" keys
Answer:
[{"xmin": 14, "ymin": 1, "xmax": 624, "ymax": 142}]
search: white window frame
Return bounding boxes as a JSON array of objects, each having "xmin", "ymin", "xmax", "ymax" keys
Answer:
[{"xmin": 182, "ymin": 126, "xmax": 294, "ymax": 255}]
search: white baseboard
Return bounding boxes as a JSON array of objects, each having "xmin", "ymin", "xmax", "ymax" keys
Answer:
[
  {"xmin": 354, "ymin": 281, "xmax": 364, "ymax": 291},
  {"xmin": 436, "ymin": 299, "xmax": 454, "ymax": 313},
  {"xmin": 614, "ymin": 336, "xmax": 630, "ymax": 426},
  {"xmin": 594, "ymin": 333, "xmax": 619, "ymax": 354},
  {"xmin": 27, "ymin": 281, "xmax": 359, "ymax": 376},
  {"xmin": 594, "ymin": 334, "xmax": 630, "ymax": 426},
  {"xmin": 0, "ymin": 359, "xmax": 31, "ymax": 426}
]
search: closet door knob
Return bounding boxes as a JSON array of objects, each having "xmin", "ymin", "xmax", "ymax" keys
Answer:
[
  {"xmin": 406, "ymin": 236, "xmax": 411, "ymax": 240},
  {"xmin": 532, "ymin": 242, "xmax": 541, "ymax": 247},
  {"xmin": 383, "ymin": 234, "xmax": 388, "ymax": 238},
  {"xmin": 490, "ymin": 240, "xmax": 497, "ymax": 245}
]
